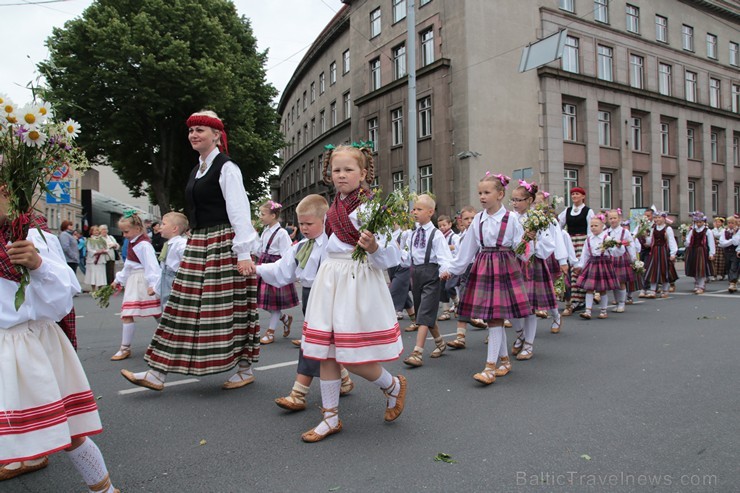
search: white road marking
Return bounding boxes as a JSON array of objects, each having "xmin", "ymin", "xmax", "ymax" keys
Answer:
[
  {"xmin": 254, "ymin": 360, "xmax": 299, "ymax": 371},
  {"xmin": 118, "ymin": 378, "xmax": 200, "ymax": 395},
  {"xmin": 671, "ymin": 292, "xmax": 738, "ymax": 299}
]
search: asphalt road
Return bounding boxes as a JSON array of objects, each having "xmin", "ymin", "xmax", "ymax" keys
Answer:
[{"xmin": 3, "ymin": 272, "xmax": 738, "ymax": 493}]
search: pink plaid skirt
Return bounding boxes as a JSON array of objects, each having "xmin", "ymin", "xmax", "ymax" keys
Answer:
[
  {"xmin": 612, "ymin": 253, "xmax": 636, "ymax": 287},
  {"xmin": 457, "ymin": 248, "xmax": 531, "ymax": 321},
  {"xmin": 521, "ymin": 257, "xmax": 558, "ymax": 311},
  {"xmin": 546, "ymin": 253, "xmax": 561, "ymax": 277},
  {"xmin": 576, "ymin": 255, "xmax": 620, "ymax": 292},
  {"xmin": 257, "ymin": 253, "xmax": 299, "ymax": 311}
]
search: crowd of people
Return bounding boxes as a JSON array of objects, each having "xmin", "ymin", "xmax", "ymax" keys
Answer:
[{"xmin": 3, "ymin": 109, "xmax": 739, "ymax": 490}]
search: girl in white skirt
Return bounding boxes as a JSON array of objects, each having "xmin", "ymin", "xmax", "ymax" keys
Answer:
[
  {"xmin": 0, "ymin": 200, "xmax": 118, "ymax": 491},
  {"xmin": 110, "ymin": 212, "xmax": 161, "ymax": 361},
  {"xmin": 300, "ymin": 144, "xmax": 407, "ymax": 443}
]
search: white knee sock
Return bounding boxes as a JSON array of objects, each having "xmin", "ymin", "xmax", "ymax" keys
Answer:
[
  {"xmin": 65, "ymin": 438, "xmax": 115, "ymax": 493},
  {"xmin": 617, "ymin": 289, "xmax": 626, "ymax": 305},
  {"xmin": 585, "ymin": 293, "xmax": 594, "ymax": 310},
  {"xmin": 511, "ymin": 318, "xmax": 524, "ymax": 332},
  {"xmin": 662, "ymin": 282, "xmax": 670, "ymax": 292},
  {"xmin": 487, "ymin": 326, "xmax": 503, "ymax": 364},
  {"xmin": 121, "ymin": 323, "xmax": 136, "ymax": 346},
  {"xmin": 313, "ymin": 379, "xmax": 341, "ymax": 434},
  {"xmin": 696, "ymin": 277, "xmax": 706, "ymax": 289},
  {"xmin": 372, "ymin": 368, "xmax": 399, "ymax": 409},
  {"xmin": 269, "ymin": 311, "xmax": 281, "ymax": 330},
  {"xmin": 499, "ymin": 329, "xmax": 508, "ymax": 358},
  {"xmin": 549, "ymin": 308, "xmax": 561, "ymax": 323},
  {"xmin": 227, "ymin": 360, "xmax": 253, "ymax": 383},
  {"xmin": 523, "ymin": 314, "xmax": 537, "ymax": 344},
  {"xmin": 599, "ymin": 293, "xmax": 608, "ymax": 310},
  {"xmin": 650, "ymin": 283, "xmax": 657, "ymax": 292}
]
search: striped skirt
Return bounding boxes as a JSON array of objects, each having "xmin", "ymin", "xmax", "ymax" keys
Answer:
[
  {"xmin": 645, "ymin": 246, "xmax": 679, "ymax": 285},
  {"xmin": 120, "ymin": 270, "xmax": 162, "ymax": 318},
  {"xmin": 569, "ymin": 234, "xmax": 587, "ymax": 303},
  {"xmin": 576, "ymin": 255, "xmax": 620, "ymax": 292},
  {"xmin": 685, "ymin": 247, "xmax": 714, "ymax": 279},
  {"xmin": 612, "ymin": 253, "xmax": 636, "ymax": 288},
  {"xmin": 712, "ymin": 237, "xmax": 725, "ymax": 277},
  {"xmin": 257, "ymin": 253, "xmax": 299, "ymax": 311},
  {"xmin": 302, "ymin": 253, "xmax": 403, "ymax": 365},
  {"xmin": 521, "ymin": 257, "xmax": 558, "ymax": 311},
  {"xmin": 145, "ymin": 224, "xmax": 260, "ymax": 376},
  {"xmin": 1, "ymin": 321, "xmax": 101, "ymax": 463},
  {"xmin": 458, "ymin": 248, "xmax": 530, "ymax": 321}
]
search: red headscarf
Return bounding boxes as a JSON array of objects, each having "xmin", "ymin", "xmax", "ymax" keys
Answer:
[{"xmin": 186, "ymin": 114, "xmax": 229, "ymax": 155}]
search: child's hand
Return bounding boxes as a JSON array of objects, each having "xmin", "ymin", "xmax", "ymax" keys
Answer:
[
  {"xmin": 573, "ymin": 267, "xmax": 582, "ymax": 275},
  {"xmin": 525, "ymin": 230, "xmax": 537, "ymax": 241},
  {"xmin": 440, "ymin": 271, "xmax": 451, "ymax": 280},
  {"xmin": 358, "ymin": 230, "xmax": 378, "ymax": 254},
  {"xmin": 147, "ymin": 287, "xmax": 156, "ymax": 297},
  {"xmin": 670, "ymin": 255, "xmax": 676, "ymax": 262},
  {"xmin": 709, "ymin": 255, "xmax": 714, "ymax": 261},
  {"xmin": 111, "ymin": 281, "xmax": 121, "ymax": 289},
  {"xmin": 561, "ymin": 264, "xmax": 569, "ymax": 275},
  {"xmin": 7, "ymin": 240, "xmax": 42, "ymax": 270},
  {"xmin": 237, "ymin": 259, "xmax": 255, "ymax": 276}
]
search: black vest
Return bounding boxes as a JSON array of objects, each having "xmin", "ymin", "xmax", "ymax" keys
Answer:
[
  {"xmin": 565, "ymin": 205, "xmax": 590, "ymax": 235},
  {"xmin": 185, "ymin": 153, "xmax": 232, "ymax": 230}
]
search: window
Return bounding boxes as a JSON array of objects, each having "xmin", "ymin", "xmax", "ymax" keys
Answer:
[
  {"xmin": 303, "ymin": 124, "xmax": 308, "ymax": 146},
  {"xmin": 711, "ymin": 132, "xmax": 718, "ymax": 162},
  {"xmin": 661, "ymin": 179, "xmax": 671, "ymax": 212},
  {"xmin": 564, "ymin": 169, "xmax": 578, "ymax": 207},
  {"xmin": 368, "ymin": 118, "xmax": 378, "ymax": 152},
  {"xmin": 370, "ymin": 8, "xmax": 381, "ymax": 38},
  {"xmin": 320, "ymin": 110, "xmax": 326, "ymax": 133},
  {"xmin": 393, "ymin": 44, "xmax": 406, "ymax": 80},
  {"xmin": 685, "ymin": 71, "xmax": 697, "ymax": 103},
  {"xmin": 392, "ymin": 171, "xmax": 404, "ymax": 191},
  {"xmin": 562, "ymin": 103, "xmax": 577, "ymax": 141},
  {"xmin": 631, "ymin": 117, "xmax": 642, "ymax": 151},
  {"xmin": 319, "ymin": 72, "xmax": 325, "ymax": 94},
  {"xmin": 655, "ymin": 15, "xmax": 668, "ymax": 43},
  {"xmin": 296, "ymin": 131, "xmax": 301, "ymax": 149},
  {"xmin": 330, "ymin": 102, "xmax": 337, "ymax": 126},
  {"xmin": 420, "ymin": 0, "xmax": 431, "ymax": 5},
  {"xmin": 393, "ymin": 0, "xmax": 406, "ymax": 23},
  {"xmin": 302, "ymin": 165, "xmax": 307, "ymax": 188},
  {"xmin": 343, "ymin": 92, "xmax": 351, "ymax": 120},
  {"xmin": 712, "ymin": 183, "xmax": 720, "ymax": 214},
  {"xmin": 391, "ymin": 108, "xmax": 403, "ymax": 146},
  {"xmin": 600, "ymin": 172, "xmax": 612, "ymax": 209},
  {"xmin": 559, "ymin": 0, "xmax": 574, "ymax": 13},
  {"xmin": 660, "ymin": 123, "xmax": 670, "ymax": 155},
  {"xmin": 630, "ymin": 54, "xmax": 644, "ymax": 89},
  {"xmin": 687, "ymin": 128, "xmax": 696, "ymax": 159},
  {"xmin": 370, "ymin": 58, "xmax": 381, "ymax": 91},
  {"xmin": 734, "ymin": 136, "xmax": 739, "ymax": 166},
  {"xmin": 688, "ymin": 181, "xmax": 696, "ymax": 212},
  {"xmin": 310, "ymin": 82, "xmax": 315, "ymax": 102},
  {"xmin": 317, "ymin": 154, "xmax": 323, "ymax": 182},
  {"xmin": 733, "ymin": 84, "xmax": 740, "ymax": 113},
  {"xmin": 598, "ymin": 110, "xmax": 611, "ymax": 146},
  {"xmin": 303, "ymin": 91, "xmax": 307, "ymax": 111},
  {"xmin": 419, "ymin": 165, "xmax": 433, "ymax": 194},
  {"xmin": 296, "ymin": 99, "xmax": 300, "ymax": 118},
  {"xmin": 309, "ymin": 159, "xmax": 315, "ymax": 184},
  {"xmin": 329, "ymin": 62, "xmax": 337, "ymax": 85},
  {"xmin": 707, "ymin": 34, "xmax": 718, "ymax": 59},
  {"xmin": 310, "ymin": 118, "xmax": 315, "ymax": 141},
  {"xmin": 597, "ymin": 45, "xmax": 613, "ymax": 81},
  {"xmin": 682, "ymin": 25, "xmax": 694, "ymax": 51},
  {"xmin": 594, "ymin": 0, "xmax": 609, "ymax": 23},
  {"xmin": 626, "ymin": 5, "xmax": 639, "ymax": 34},
  {"xmin": 709, "ymin": 78, "xmax": 721, "ymax": 109},
  {"xmin": 418, "ymin": 97, "xmax": 432, "ymax": 138},
  {"xmin": 632, "ymin": 175, "xmax": 643, "ymax": 208},
  {"xmin": 735, "ymin": 185, "xmax": 740, "ymax": 213},
  {"xmin": 731, "ymin": 42, "xmax": 739, "ymax": 67},
  {"xmin": 658, "ymin": 63, "xmax": 672, "ymax": 96},
  {"xmin": 421, "ymin": 28, "xmax": 435, "ymax": 66},
  {"xmin": 562, "ymin": 36, "xmax": 579, "ymax": 73},
  {"xmin": 342, "ymin": 50, "xmax": 350, "ymax": 74}
]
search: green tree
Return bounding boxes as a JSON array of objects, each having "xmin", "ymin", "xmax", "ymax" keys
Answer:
[{"xmin": 39, "ymin": 0, "xmax": 283, "ymax": 213}]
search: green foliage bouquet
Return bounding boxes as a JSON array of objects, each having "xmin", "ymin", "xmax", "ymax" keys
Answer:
[{"xmin": 353, "ymin": 187, "xmax": 415, "ymax": 262}]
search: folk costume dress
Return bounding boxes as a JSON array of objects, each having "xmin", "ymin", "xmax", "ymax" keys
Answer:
[
  {"xmin": 644, "ymin": 225, "xmax": 679, "ymax": 286},
  {"xmin": 256, "ymin": 223, "xmax": 299, "ymax": 312},
  {"xmin": 449, "ymin": 207, "xmax": 531, "ymax": 321},
  {"xmin": 145, "ymin": 148, "xmax": 261, "ymax": 375},
  {"xmin": 711, "ymin": 227, "xmax": 726, "ymax": 278},
  {"xmin": 607, "ymin": 226, "xmax": 638, "ymax": 290},
  {"xmin": 0, "ymin": 225, "xmax": 102, "ymax": 464},
  {"xmin": 517, "ymin": 213, "xmax": 559, "ymax": 312},
  {"xmin": 558, "ymin": 204, "xmax": 595, "ymax": 306},
  {"xmin": 575, "ymin": 232, "xmax": 621, "ymax": 292},
  {"xmin": 115, "ymin": 233, "xmax": 162, "ymax": 318},
  {"xmin": 302, "ymin": 188, "xmax": 403, "ymax": 364},
  {"xmin": 684, "ymin": 226, "xmax": 715, "ymax": 279}
]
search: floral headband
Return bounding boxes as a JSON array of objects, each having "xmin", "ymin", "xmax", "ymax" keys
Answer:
[
  {"xmin": 689, "ymin": 210, "xmax": 707, "ymax": 222},
  {"xmin": 655, "ymin": 211, "xmax": 668, "ymax": 218},
  {"xmin": 485, "ymin": 171, "xmax": 511, "ymax": 189}
]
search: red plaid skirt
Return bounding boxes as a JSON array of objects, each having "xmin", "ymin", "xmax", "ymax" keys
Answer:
[
  {"xmin": 457, "ymin": 248, "xmax": 530, "ymax": 321},
  {"xmin": 521, "ymin": 258, "xmax": 558, "ymax": 311},
  {"xmin": 576, "ymin": 255, "xmax": 620, "ymax": 292},
  {"xmin": 257, "ymin": 252, "xmax": 299, "ymax": 311},
  {"xmin": 612, "ymin": 254, "xmax": 636, "ymax": 287},
  {"xmin": 645, "ymin": 245, "xmax": 678, "ymax": 284}
]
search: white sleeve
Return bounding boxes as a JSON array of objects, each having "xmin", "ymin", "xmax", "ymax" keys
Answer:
[
  {"xmin": 435, "ymin": 231, "xmax": 453, "ymax": 274},
  {"xmin": 708, "ymin": 234, "xmax": 716, "ymax": 256},
  {"xmin": 558, "ymin": 209, "xmax": 567, "ymax": 228},
  {"xmin": 256, "ymin": 243, "xmax": 299, "ymax": 288},
  {"xmin": 576, "ymin": 238, "xmax": 591, "ymax": 270},
  {"xmin": 719, "ymin": 232, "xmax": 734, "ymax": 248},
  {"xmin": 533, "ymin": 228, "xmax": 556, "ymax": 260},
  {"xmin": 667, "ymin": 228, "xmax": 678, "ymax": 256},
  {"xmin": 368, "ymin": 233, "xmax": 402, "ymax": 270},
  {"xmin": 24, "ymin": 231, "xmax": 80, "ymax": 320},
  {"xmin": 134, "ymin": 242, "xmax": 161, "ymax": 289},
  {"xmin": 399, "ymin": 232, "xmax": 412, "ymax": 268},
  {"xmin": 219, "ymin": 162, "xmax": 260, "ymax": 261},
  {"xmin": 115, "ymin": 260, "xmax": 132, "ymax": 285},
  {"xmin": 448, "ymin": 216, "xmax": 482, "ymax": 275}
]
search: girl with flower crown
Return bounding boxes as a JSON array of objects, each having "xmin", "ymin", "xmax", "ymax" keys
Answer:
[
  {"xmin": 643, "ymin": 211, "xmax": 678, "ymax": 298},
  {"xmin": 441, "ymin": 172, "xmax": 530, "ymax": 385},
  {"xmin": 572, "ymin": 215, "xmax": 620, "ymax": 319},
  {"xmin": 684, "ymin": 212, "xmax": 715, "ymax": 295},
  {"xmin": 255, "ymin": 199, "xmax": 299, "ymax": 344}
]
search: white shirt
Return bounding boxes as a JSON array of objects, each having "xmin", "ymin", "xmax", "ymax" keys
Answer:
[
  {"xmin": 400, "ymin": 222, "xmax": 453, "ymax": 274},
  {"xmin": 447, "ymin": 206, "xmax": 524, "ymax": 276},
  {"xmin": 258, "ymin": 223, "xmax": 292, "ymax": 257},
  {"xmin": 685, "ymin": 226, "xmax": 716, "ymax": 256},
  {"xmin": 607, "ymin": 227, "xmax": 635, "ymax": 259},
  {"xmin": 115, "ymin": 234, "xmax": 161, "ymax": 289},
  {"xmin": 162, "ymin": 235, "xmax": 187, "ymax": 272},
  {"xmin": 442, "ymin": 229, "xmax": 460, "ymax": 257},
  {"xmin": 711, "ymin": 227, "xmax": 724, "ymax": 239},
  {"xmin": 257, "ymin": 233, "xmax": 327, "ymax": 289},
  {"xmin": 558, "ymin": 204, "xmax": 595, "ymax": 229},
  {"xmin": 515, "ymin": 210, "xmax": 558, "ymax": 261},
  {"xmin": 718, "ymin": 229, "xmax": 740, "ymax": 248},
  {"xmin": 645, "ymin": 224, "xmax": 678, "ymax": 256},
  {"xmin": 325, "ymin": 202, "xmax": 401, "ymax": 270},
  {"xmin": 561, "ymin": 232, "xmax": 578, "ymax": 265},
  {"xmin": 576, "ymin": 231, "xmax": 614, "ymax": 270},
  {"xmin": 195, "ymin": 148, "xmax": 259, "ymax": 261},
  {"xmin": 1, "ymin": 230, "xmax": 80, "ymax": 329}
]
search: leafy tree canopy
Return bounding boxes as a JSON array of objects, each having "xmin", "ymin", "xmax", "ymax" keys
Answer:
[{"xmin": 40, "ymin": 0, "xmax": 283, "ymax": 213}]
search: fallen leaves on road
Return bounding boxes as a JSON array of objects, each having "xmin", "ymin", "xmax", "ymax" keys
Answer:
[
  {"xmin": 328, "ymin": 487, "xmax": 341, "ymax": 492},
  {"xmin": 697, "ymin": 315, "xmax": 726, "ymax": 320},
  {"xmin": 199, "ymin": 439, "xmax": 207, "ymax": 446},
  {"xmin": 580, "ymin": 454, "xmax": 592, "ymax": 461},
  {"xmin": 434, "ymin": 453, "xmax": 458, "ymax": 464}
]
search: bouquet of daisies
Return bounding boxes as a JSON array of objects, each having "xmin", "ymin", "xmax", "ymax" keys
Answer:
[
  {"xmin": 353, "ymin": 187, "xmax": 415, "ymax": 262},
  {"xmin": 634, "ymin": 216, "xmax": 652, "ymax": 238},
  {"xmin": 1, "ymin": 92, "xmax": 88, "ymax": 309},
  {"xmin": 514, "ymin": 208, "xmax": 556, "ymax": 255},
  {"xmin": 632, "ymin": 259, "xmax": 645, "ymax": 275},
  {"xmin": 678, "ymin": 223, "xmax": 691, "ymax": 240},
  {"xmin": 600, "ymin": 236, "xmax": 620, "ymax": 252}
]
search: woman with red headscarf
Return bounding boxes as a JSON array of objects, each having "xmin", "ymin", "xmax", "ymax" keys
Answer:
[
  {"xmin": 558, "ymin": 187, "xmax": 594, "ymax": 316},
  {"xmin": 121, "ymin": 110, "xmax": 261, "ymax": 391}
]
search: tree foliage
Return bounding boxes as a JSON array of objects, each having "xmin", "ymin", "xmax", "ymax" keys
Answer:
[{"xmin": 39, "ymin": 0, "xmax": 283, "ymax": 213}]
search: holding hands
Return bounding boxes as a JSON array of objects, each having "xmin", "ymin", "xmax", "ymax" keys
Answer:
[{"xmin": 237, "ymin": 259, "xmax": 255, "ymax": 276}]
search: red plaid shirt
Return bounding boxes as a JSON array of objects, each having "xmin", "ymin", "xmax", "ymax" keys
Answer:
[{"xmin": 325, "ymin": 187, "xmax": 370, "ymax": 246}]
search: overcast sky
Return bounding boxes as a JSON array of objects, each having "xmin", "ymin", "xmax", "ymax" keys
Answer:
[{"xmin": 0, "ymin": 0, "xmax": 342, "ymax": 104}]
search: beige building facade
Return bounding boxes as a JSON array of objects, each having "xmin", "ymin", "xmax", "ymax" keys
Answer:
[{"xmin": 277, "ymin": 0, "xmax": 739, "ymax": 221}]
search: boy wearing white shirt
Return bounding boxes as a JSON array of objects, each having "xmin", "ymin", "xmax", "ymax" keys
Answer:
[
  {"xmin": 437, "ymin": 215, "xmax": 459, "ymax": 320},
  {"xmin": 155, "ymin": 212, "xmax": 189, "ymax": 310}
]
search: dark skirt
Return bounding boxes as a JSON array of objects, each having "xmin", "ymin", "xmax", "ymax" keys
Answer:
[
  {"xmin": 712, "ymin": 236, "xmax": 725, "ymax": 277},
  {"xmin": 576, "ymin": 255, "xmax": 620, "ymax": 292},
  {"xmin": 569, "ymin": 234, "xmax": 587, "ymax": 303},
  {"xmin": 257, "ymin": 252, "xmax": 299, "ymax": 311},
  {"xmin": 644, "ymin": 245, "xmax": 678, "ymax": 285},
  {"xmin": 685, "ymin": 246, "xmax": 714, "ymax": 279},
  {"xmin": 521, "ymin": 257, "xmax": 558, "ymax": 311}
]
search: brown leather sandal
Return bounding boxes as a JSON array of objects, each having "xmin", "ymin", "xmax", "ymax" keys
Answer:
[
  {"xmin": 403, "ymin": 350, "xmax": 423, "ymax": 367},
  {"xmin": 383, "ymin": 375, "xmax": 407, "ymax": 422},
  {"xmin": 260, "ymin": 329, "xmax": 275, "ymax": 344},
  {"xmin": 446, "ymin": 336, "xmax": 466, "ymax": 349},
  {"xmin": 301, "ymin": 407, "xmax": 342, "ymax": 442},
  {"xmin": 516, "ymin": 342, "xmax": 533, "ymax": 360},
  {"xmin": 275, "ymin": 389, "xmax": 308, "ymax": 411},
  {"xmin": 494, "ymin": 356, "xmax": 512, "ymax": 377},
  {"xmin": 473, "ymin": 364, "xmax": 497, "ymax": 385},
  {"xmin": 430, "ymin": 338, "xmax": 446, "ymax": 358},
  {"xmin": 511, "ymin": 332, "xmax": 525, "ymax": 355},
  {"xmin": 280, "ymin": 314, "xmax": 293, "ymax": 337}
]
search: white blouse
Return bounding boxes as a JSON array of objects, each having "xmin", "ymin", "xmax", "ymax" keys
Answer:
[
  {"xmin": 114, "ymin": 235, "xmax": 161, "ymax": 289},
  {"xmin": 400, "ymin": 223, "xmax": 453, "ymax": 273},
  {"xmin": 161, "ymin": 235, "xmax": 188, "ymax": 272},
  {"xmin": 258, "ymin": 223, "xmax": 292, "ymax": 257},
  {"xmin": 685, "ymin": 226, "xmax": 716, "ymax": 256},
  {"xmin": 257, "ymin": 233, "xmax": 327, "ymax": 289},
  {"xmin": 607, "ymin": 227, "xmax": 636, "ymax": 259},
  {"xmin": 576, "ymin": 231, "xmax": 615, "ymax": 270},
  {"xmin": 645, "ymin": 224, "xmax": 678, "ymax": 256}
]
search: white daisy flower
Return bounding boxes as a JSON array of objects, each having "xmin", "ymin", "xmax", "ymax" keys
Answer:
[
  {"xmin": 18, "ymin": 105, "xmax": 43, "ymax": 128},
  {"xmin": 37, "ymin": 100, "xmax": 53, "ymax": 120},
  {"xmin": 1, "ymin": 95, "xmax": 16, "ymax": 117},
  {"xmin": 63, "ymin": 119, "xmax": 81, "ymax": 139},
  {"xmin": 23, "ymin": 128, "xmax": 47, "ymax": 147}
]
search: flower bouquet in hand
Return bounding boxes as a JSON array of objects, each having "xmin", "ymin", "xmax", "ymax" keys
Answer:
[
  {"xmin": 91, "ymin": 284, "xmax": 121, "ymax": 309},
  {"xmin": 631, "ymin": 259, "xmax": 645, "ymax": 275},
  {"xmin": 634, "ymin": 216, "xmax": 651, "ymax": 238},
  {"xmin": 514, "ymin": 208, "xmax": 555, "ymax": 255},
  {"xmin": 678, "ymin": 223, "xmax": 691, "ymax": 241},
  {"xmin": 353, "ymin": 187, "xmax": 415, "ymax": 262},
  {"xmin": 553, "ymin": 273, "xmax": 566, "ymax": 298},
  {"xmin": 600, "ymin": 236, "xmax": 620, "ymax": 252},
  {"xmin": 0, "ymin": 92, "xmax": 89, "ymax": 309}
]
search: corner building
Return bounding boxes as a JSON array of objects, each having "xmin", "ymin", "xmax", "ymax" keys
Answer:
[{"xmin": 277, "ymin": 0, "xmax": 739, "ymax": 221}]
